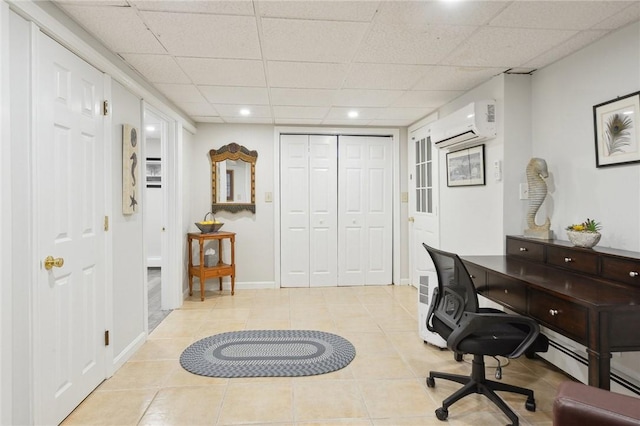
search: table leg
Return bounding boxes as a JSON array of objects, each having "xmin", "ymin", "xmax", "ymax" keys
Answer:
[
  {"xmin": 188, "ymin": 236, "xmax": 193, "ymax": 296},
  {"xmin": 199, "ymin": 239, "xmax": 205, "ymax": 301}
]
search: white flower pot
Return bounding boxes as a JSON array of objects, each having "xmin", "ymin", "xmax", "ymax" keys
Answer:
[{"xmin": 566, "ymin": 230, "xmax": 601, "ymax": 248}]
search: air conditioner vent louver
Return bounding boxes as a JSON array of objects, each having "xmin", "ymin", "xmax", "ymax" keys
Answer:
[{"xmin": 431, "ymin": 100, "xmax": 497, "ymax": 149}]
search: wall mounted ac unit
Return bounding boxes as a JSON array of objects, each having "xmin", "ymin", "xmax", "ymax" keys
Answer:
[{"xmin": 431, "ymin": 100, "xmax": 496, "ymax": 149}]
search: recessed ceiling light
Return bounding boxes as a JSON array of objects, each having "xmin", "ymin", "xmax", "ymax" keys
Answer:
[
  {"xmin": 146, "ymin": 125, "xmax": 155, "ymax": 131},
  {"xmin": 348, "ymin": 110, "xmax": 359, "ymax": 118},
  {"xmin": 240, "ymin": 108, "xmax": 251, "ymax": 116}
]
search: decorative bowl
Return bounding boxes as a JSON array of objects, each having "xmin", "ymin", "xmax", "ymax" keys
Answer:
[
  {"xmin": 566, "ymin": 230, "xmax": 601, "ymax": 248},
  {"xmin": 195, "ymin": 222, "xmax": 224, "ymax": 233}
]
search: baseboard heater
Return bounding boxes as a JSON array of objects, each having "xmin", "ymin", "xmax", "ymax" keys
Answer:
[{"xmin": 546, "ymin": 338, "xmax": 640, "ymax": 396}]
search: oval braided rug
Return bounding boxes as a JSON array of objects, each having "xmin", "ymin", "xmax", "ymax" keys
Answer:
[{"xmin": 180, "ymin": 330, "xmax": 356, "ymax": 378}]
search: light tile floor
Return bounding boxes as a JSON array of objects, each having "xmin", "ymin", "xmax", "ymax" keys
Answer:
[{"xmin": 62, "ymin": 285, "xmax": 572, "ymax": 425}]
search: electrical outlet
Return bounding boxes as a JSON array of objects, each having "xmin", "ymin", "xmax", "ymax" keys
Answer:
[
  {"xmin": 265, "ymin": 192, "xmax": 273, "ymax": 203},
  {"xmin": 519, "ymin": 184, "xmax": 529, "ymax": 200}
]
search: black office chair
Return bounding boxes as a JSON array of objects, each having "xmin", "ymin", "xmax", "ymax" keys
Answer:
[{"xmin": 423, "ymin": 244, "xmax": 549, "ymax": 426}]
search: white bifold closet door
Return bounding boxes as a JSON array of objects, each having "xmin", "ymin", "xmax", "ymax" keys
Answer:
[
  {"xmin": 281, "ymin": 134, "xmax": 338, "ymax": 287},
  {"xmin": 338, "ymin": 136, "xmax": 393, "ymax": 286}
]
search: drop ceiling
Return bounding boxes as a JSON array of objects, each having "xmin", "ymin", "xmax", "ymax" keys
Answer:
[{"xmin": 53, "ymin": 0, "xmax": 640, "ymax": 127}]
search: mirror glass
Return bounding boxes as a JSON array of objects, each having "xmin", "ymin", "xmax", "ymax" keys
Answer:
[{"xmin": 209, "ymin": 143, "xmax": 257, "ymax": 214}]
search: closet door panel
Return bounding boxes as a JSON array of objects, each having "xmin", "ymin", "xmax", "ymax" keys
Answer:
[
  {"xmin": 309, "ymin": 135, "xmax": 337, "ymax": 287},
  {"xmin": 280, "ymin": 135, "xmax": 310, "ymax": 287}
]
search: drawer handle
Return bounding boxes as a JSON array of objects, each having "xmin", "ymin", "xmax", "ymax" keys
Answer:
[
  {"xmin": 549, "ymin": 309, "xmax": 559, "ymax": 316},
  {"xmin": 630, "ymin": 271, "xmax": 639, "ymax": 277},
  {"xmin": 519, "ymin": 247, "xmax": 528, "ymax": 252},
  {"xmin": 564, "ymin": 257, "xmax": 573, "ymax": 263}
]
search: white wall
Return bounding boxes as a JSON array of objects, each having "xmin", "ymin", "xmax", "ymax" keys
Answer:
[
  {"xmin": 190, "ymin": 124, "xmax": 276, "ymax": 286},
  {"xmin": 530, "ymin": 21, "xmax": 640, "ymax": 380},
  {"xmin": 532, "ymin": 21, "xmax": 640, "ymax": 251},
  {"xmin": 110, "ymin": 81, "xmax": 146, "ymax": 366}
]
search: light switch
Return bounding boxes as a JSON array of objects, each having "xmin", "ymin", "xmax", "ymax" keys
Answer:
[{"xmin": 265, "ymin": 192, "xmax": 273, "ymax": 203}]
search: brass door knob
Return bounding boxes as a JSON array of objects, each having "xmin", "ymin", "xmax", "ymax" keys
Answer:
[{"xmin": 44, "ymin": 256, "xmax": 64, "ymax": 270}]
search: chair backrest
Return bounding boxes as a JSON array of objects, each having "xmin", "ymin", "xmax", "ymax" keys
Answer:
[{"xmin": 423, "ymin": 243, "xmax": 479, "ymax": 339}]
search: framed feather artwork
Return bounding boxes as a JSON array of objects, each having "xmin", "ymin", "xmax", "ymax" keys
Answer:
[
  {"xmin": 122, "ymin": 124, "xmax": 139, "ymax": 214},
  {"xmin": 594, "ymin": 91, "xmax": 640, "ymax": 168}
]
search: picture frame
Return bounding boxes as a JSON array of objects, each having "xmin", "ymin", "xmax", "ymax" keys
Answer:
[
  {"xmin": 593, "ymin": 91, "xmax": 640, "ymax": 168},
  {"xmin": 446, "ymin": 144, "xmax": 485, "ymax": 187},
  {"xmin": 146, "ymin": 157, "xmax": 161, "ymax": 188}
]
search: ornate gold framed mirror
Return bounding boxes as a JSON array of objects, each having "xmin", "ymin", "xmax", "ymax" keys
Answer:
[{"xmin": 209, "ymin": 143, "xmax": 257, "ymax": 214}]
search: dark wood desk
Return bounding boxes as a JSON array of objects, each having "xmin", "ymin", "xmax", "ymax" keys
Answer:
[{"xmin": 462, "ymin": 235, "xmax": 640, "ymax": 390}]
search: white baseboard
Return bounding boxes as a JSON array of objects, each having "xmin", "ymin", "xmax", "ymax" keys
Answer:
[
  {"xmin": 399, "ymin": 278, "xmax": 411, "ymax": 286},
  {"xmin": 109, "ymin": 331, "xmax": 146, "ymax": 377}
]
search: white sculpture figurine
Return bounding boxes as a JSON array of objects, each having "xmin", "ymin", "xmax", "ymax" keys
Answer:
[{"xmin": 524, "ymin": 158, "xmax": 552, "ymax": 239}]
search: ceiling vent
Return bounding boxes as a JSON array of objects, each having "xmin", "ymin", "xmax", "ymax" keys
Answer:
[{"xmin": 431, "ymin": 100, "xmax": 496, "ymax": 149}]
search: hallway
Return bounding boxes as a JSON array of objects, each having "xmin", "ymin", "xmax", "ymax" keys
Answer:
[{"xmin": 63, "ymin": 285, "xmax": 569, "ymax": 425}]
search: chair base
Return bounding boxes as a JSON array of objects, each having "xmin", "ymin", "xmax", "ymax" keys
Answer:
[{"xmin": 426, "ymin": 354, "xmax": 536, "ymax": 426}]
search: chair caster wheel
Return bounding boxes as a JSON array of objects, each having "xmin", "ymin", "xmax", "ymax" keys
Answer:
[
  {"xmin": 426, "ymin": 377, "xmax": 435, "ymax": 387},
  {"xmin": 525, "ymin": 399, "xmax": 536, "ymax": 412},
  {"xmin": 435, "ymin": 407, "xmax": 448, "ymax": 421}
]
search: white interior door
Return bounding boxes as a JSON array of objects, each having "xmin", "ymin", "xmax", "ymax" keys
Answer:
[
  {"xmin": 338, "ymin": 136, "xmax": 392, "ymax": 286},
  {"xmin": 280, "ymin": 135, "xmax": 338, "ymax": 287},
  {"xmin": 35, "ymin": 33, "xmax": 106, "ymax": 425},
  {"xmin": 408, "ymin": 127, "xmax": 440, "ymax": 288}
]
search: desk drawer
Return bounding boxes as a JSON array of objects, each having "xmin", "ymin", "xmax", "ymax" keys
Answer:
[
  {"xmin": 547, "ymin": 246, "xmax": 598, "ymax": 275},
  {"xmin": 465, "ymin": 263, "xmax": 487, "ymax": 294},
  {"xmin": 486, "ymin": 272, "xmax": 527, "ymax": 313},
  {"xmin": 601, "ymin": 256, "xmax": 640, "ymax": 287},
  {"xmin": 529, "ymin": 289, "xmax": 588, "ymax": 344},
  {"xmin": 506, "ymin": 238, "xmax": 544, "ymax": 262}
]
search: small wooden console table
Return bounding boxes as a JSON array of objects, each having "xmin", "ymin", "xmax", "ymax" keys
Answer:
[
  {"xmin": 187, "ymin": 231, "xmax": 236, "ymax": 300},
  {"xmin": 462, "ymin": 235, "xmax": 640, "ymax": 390}
]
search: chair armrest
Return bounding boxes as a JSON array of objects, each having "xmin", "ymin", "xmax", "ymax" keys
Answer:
[{"xmin": 447, "ymin": 311, "xmax": 540, "ymax": 358}]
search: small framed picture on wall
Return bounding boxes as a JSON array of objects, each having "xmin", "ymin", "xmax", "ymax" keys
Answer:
[
  {"xmin": 446, "ymin": 144, "xmax": 485, "ymax": 187},
  {"xmin": 593, "ymin": 91, "xmax": 640, "ymax": 168}
]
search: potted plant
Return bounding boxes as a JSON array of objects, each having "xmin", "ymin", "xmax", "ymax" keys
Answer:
[{"xmin": 565, "ymin": 218, "xmax": 602, "ymax": 248}]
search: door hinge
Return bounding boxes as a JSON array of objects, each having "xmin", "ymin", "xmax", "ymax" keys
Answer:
[
  {"xmin": 104, "ymin": 216, "xmax": 109, "ymax": 231},
  {"xmin": 104, "ymin": 330, "xmax": 110, "ymax": 346},
  {"xmin": 102, "ymin": 100, "xmax": 109, "ymax": 116}
]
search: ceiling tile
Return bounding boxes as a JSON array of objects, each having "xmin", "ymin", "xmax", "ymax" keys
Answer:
[
  {"xmin": 321, "ymin": 118, "xmax": 375, "ymax": 126},
  {"xmin": 121, "ymin": 54, "xmax": 191, "ymax": 84},
  {"xmin": 267, "ymin": 61, "xmax": 349, "ymax": 89},
  {"xmin": 274, "ymin": 118, "xmax": 323, "ymax": 125},
  {"xmin": 325, "ymin": 107, "xmax": 381, "ymax": 120},
  {"xmin": 355, "ymin": 24, "xmax": 477, "ymax": 65},
  {"xmin": 213, "ymin": 104, "xmax": 272, "ymax": 118},
  {"xmin": 412, "ymin": 66, "xmax": 505, "ymax": 91},
  {"xmin": 199, "ymin": 86, "xmax": 270, "ymax": 105},
  {"xmin": 132, "ymin": 0, "xmax": 255, "ymax": 15},
  {"xmin": 490, "ymin": 1, "xmax": 630, "ymax": 30},
  {"xmin": 57, "ymin": 5, "xmax": 166, "ymax": 54},
  {"xmin": 153, "ymin": 83, "xmax": 206, "ymax": 104},
  {"xmin": 442, "ymin": 27, "xmax": 577, "ymax": 67},
  {"xmin": 522, "ymin": 30, "xmax": 609, "ymax": 69},
  {"xmin": 56, "ymin": 1, "xmax": 128, "ymax": 5},
  {"xmin": 375, "ymin": 107, "xmax": 434, "ymax": 121},
  {"xmin": 392, "ymin": 91, "xmax": 464, "ymax": 108},
  {"xmin": 343, "ymin": 63, "xmax": 431, "ymax": 90},
  {"xmin": 375, "ymin": 1, "xmax": 508, "ymax": 27},
  {"xmin": 273, "ymin": 106, "xmax": 330, "ymax": 119},
  {"xmin": 222, "ymin": 117, "xmax": 274, "ymax": 124},
  {"xmin": 593, "ymin": 2, "xmax": 640, "ymax": 30},
  {"xmin": 270, "ymin": 88, "xmax": 337, "ymax": 106},
  {"xmin": 177, "ymin": 58, "xmax": 266, "ymax": 86},
  {"xmin": 141, "ymin": 11, "xmax": 261, "ymax": 59},
  {"xmin": 261, "ymin": 18, "xmax": 369, "ymax": 62},
  {"xmin": 175, "ymin": 101, "xmax": 219, "ymax": 116},
  {"xmin": 257, "ymin": 0, "xmax": 379, "ymax": 22},
  {"xmin": 193, "ymin": 116, "xmax": 225, "ymax": 124},
  {"xmin": 333, "ymin": 89, "xmax": 404, "ymax": 107},
  {"xmin": 368, "ymin": 119, "xmax": 415, "ymax": 127}
]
